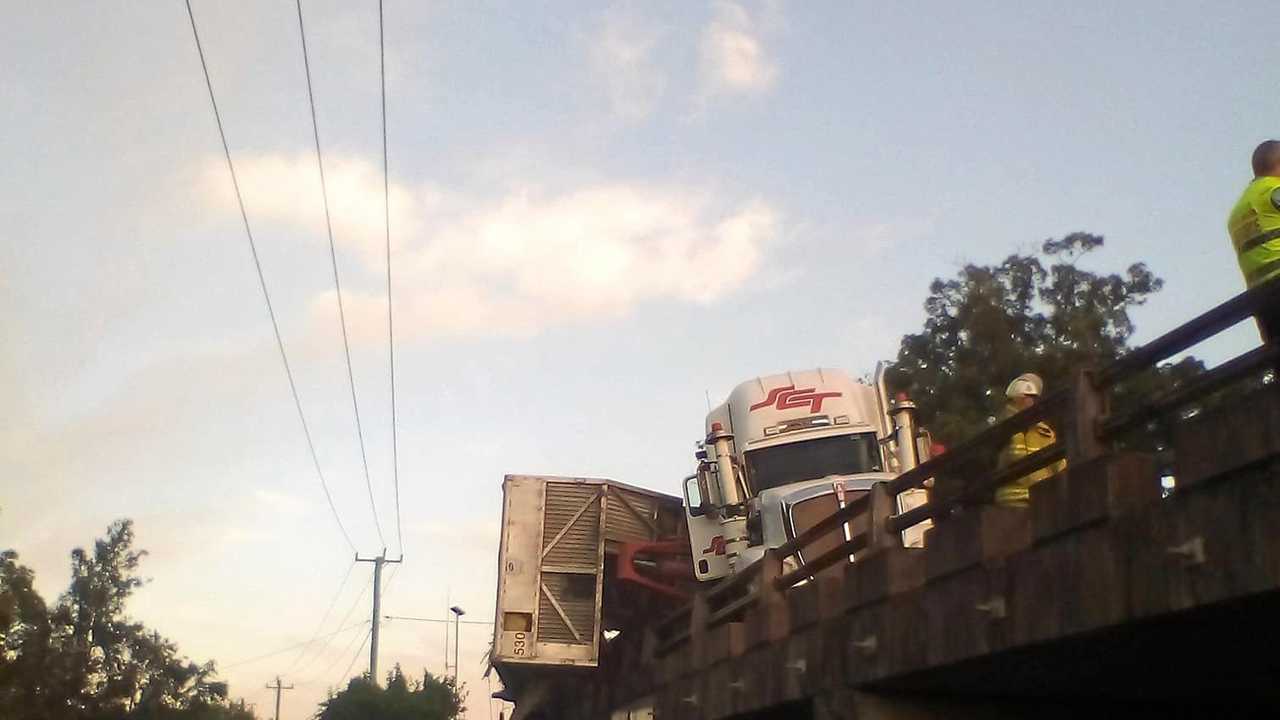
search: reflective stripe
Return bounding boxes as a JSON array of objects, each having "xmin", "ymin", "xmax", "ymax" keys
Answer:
[
  {"xmin": 995, "ymin": 485, "xmax": 1029, "ymax": 507},
  {"xmin": 1241, "ymin": 228, "xmax": 1280, "ymax": 254},
  {"xmin": 996, "ymin": 419, "xmax": 1066, "ymax": 507},
  {"xmin": 1245, "ymin": 257, "xmax": 1280, "ymax": 285},
  {"xmin": 1228, "ymin": 178, "xmax": 1280, "ymax": 288}
]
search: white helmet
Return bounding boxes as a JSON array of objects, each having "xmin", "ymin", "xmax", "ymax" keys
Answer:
[{"xmin": 1005, "ymin": 373, "xmax": 1044, "ymax": 399}]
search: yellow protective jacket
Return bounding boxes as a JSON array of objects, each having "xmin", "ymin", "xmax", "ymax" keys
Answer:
[
  {"xmin": 1227, "ymin": 176, "xmax": 1280, "ymax": 288},
  {"xmin": 994, "ymin": 405, "xmax": 1068, "ymax": 507}
]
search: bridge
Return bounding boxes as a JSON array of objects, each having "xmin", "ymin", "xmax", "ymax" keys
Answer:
[{"xmin": 555, "ymin": 280, "xmax": 1280, "ymax": 719}]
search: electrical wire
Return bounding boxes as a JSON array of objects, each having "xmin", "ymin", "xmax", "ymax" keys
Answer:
[
  {"xmin": 283, "ymin": 560, "xmax": 356, "ymax": 675},
  {"xmin": 382, "ymin": 614, "xmax": 493, "ymax": 626},
  {"xmin": 294, "ymin": 571, "xmax": 374, "ymax": 678},
  {"xmin": 294, "ymin": 0, "xmax": 385, "ymax": 549},
  {"xmin": 333, "ymin": 627, "xmax": 373, "ymax": 689},
  {"xmin": 220, "ymin": 620, "xmax": 369, "ymax": 671},
  {"xmin": 381, "ymin": 562, "xmax": 399, "ymax": 602},
  {"xmin": 302, "ymin": 614, "xmax": 370, "ymax": 687},
  {"xmin": 184, "ymin": 0, "xmax": 356, "ymax": 555},
  {"xmin": 377, "ymin": 0, "xmax": 404, "ymax": 561}
]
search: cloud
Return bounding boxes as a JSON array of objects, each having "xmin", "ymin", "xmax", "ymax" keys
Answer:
[
  {"xmin": 332, "ymin": 186, "xmax": 778, "ymax": 340},
  {"xmin": 854, "ymin": 218, "xmax": 937, "ymax": 256},
  {"xmin": 587, "ymin": 7, "xmax": 667, "ymax": 121},
  {"xmin": 699, "ymin": 1, "xmax": 779, "ymax": 96},
  {"xmin": 202, "ymin": 154, "xmax": 781, "ymax": 340},
  {"xmin": 202, "ymin": 153, "xmax": 435, "ymax": 269},
  {"xmin": 253, "ymin": 488, "xmax": 310, "ymax": 517}
]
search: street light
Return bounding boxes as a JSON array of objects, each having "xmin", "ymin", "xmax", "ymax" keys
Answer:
[{"xmin": 449, "ymin": 606, "xmax": 465, "ymax": 682}]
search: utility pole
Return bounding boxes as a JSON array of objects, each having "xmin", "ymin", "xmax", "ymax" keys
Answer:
[
  {"xmin": 356, "ymin": 550, "xmax": 402, "ymax": 685},
  {"xmin": 265, "ymin": 676, "xmax": 293, "ymax": 720}
]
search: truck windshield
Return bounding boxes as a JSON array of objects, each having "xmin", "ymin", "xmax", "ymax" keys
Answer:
[{"xmin": 743, "ymin": 433, "xmax": 882, "ymax": 494}]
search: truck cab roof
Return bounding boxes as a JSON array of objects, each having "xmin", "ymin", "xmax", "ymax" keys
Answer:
[{"xmin": 706, "ymin": 368, "xmax": 888, "ymax": 452}]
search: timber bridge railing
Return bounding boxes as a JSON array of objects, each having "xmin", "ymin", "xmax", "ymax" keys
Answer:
[{"xmin": 637, "ymin": 278, "xmax": 1280, "ymax": 718}]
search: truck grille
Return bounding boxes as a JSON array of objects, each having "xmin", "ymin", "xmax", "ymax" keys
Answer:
[{"xmin": 788, "ymin": 490, "xmax": 868, "ymax": 578}]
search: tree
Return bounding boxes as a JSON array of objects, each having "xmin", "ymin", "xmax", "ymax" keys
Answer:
[
  {"xmin": 889, "ymin": 233, "xmax": 1204, "ymax": 446},
  {"xmin": 316, "ymin": 665, "xmax": 464, "ymax": 720},
  {"xmin": 0, "ymin": 549, "xmax": 60, "ymax": 717},
  {"xmin": 0, "ymin": 519, "xmax": 255, "ymax": 720}
]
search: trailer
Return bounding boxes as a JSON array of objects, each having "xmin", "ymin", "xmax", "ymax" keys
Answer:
[{"xmin": 491, "ymin": 475, "xmax": 688, "ymax": 719}]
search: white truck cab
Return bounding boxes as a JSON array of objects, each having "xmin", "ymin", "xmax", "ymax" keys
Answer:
[{"xmin": 682, "ymin": 367, "xmax": 928, "ymax": 581}]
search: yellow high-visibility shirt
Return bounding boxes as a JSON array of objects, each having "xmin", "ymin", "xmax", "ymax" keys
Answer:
[
  {"xmin": 994, "ymin": 409, "xmax": 1068, "ymax": 507},
  {"xmin": 1227, "ymin": 176, "xmax": 1280, "ymax": 288}
]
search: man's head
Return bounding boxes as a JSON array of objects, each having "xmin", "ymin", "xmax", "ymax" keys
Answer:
[
  {"xmin": 1005, "ymin": 373, "xmax": 1044, "ymax": 410},
  {"xmin": 1252, "ymin": 140, "xmax": 1280, "ymax": 178}
]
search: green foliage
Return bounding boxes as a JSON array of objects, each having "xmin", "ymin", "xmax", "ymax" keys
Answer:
[
  {"xmin": 0, "ymin": 520, "xmax": 255, "ymax": 720},
  {"xmin": 316, "ymin": 665, "xmax": 464, "ymax": 720},
  {"xmin": 890, "ymin": 233, "xmax": 1204, "ymax": 446}
]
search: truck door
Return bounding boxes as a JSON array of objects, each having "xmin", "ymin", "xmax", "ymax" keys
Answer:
[{"xmin": 681, "ymin": 473, "xmax": 731, "ymax": 581}]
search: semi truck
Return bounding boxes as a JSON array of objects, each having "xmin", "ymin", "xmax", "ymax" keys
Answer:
[
  {"xmin": 490, "ymin": 366, "xmax": 930, "ymax": 718},
  {"xmin": 681, "ymin": 365, "xmax": 930, "ymax": 582}
]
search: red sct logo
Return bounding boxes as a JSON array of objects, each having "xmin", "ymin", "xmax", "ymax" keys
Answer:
[
  {"xmin": 702, "ymin": 536, "xmax": 727, "ymax": 556},
  {"xmin": 749, "ymin": 385, "xmax": 842, "ymax": 413}
]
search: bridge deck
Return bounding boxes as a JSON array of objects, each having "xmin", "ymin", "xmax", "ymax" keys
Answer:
[
  {"xmin": 520, "ymin": 282, "xmax": 1280, "ymax": 720},
  {"xmin": 629, "ymin": 387, "xmax": 1280, "ymax": 718}
]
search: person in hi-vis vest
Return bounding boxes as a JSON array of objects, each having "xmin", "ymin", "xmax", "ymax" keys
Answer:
[
  {"xmin": 994, "ymin": 373, "xmax": 1067, "ymax": 508},
  {"xmin": 1227, "ymin": 140, "xmax": 1280, "ymax": 344}
]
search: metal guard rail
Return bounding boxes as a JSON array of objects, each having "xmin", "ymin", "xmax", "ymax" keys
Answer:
[
  {"xmin": 790, "ymin": 277, "xmax": 1280, "ymax": 583},
  {"xmin": 654, "ymin": 277, "xmax": 1278, "ymax": 658},
  {"xmin": 1098, "ymin": 277, "xmax": 1280, "ymax": 385}
]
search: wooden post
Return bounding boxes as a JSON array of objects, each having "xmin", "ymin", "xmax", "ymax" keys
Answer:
[
  {"xmin": 757, "ymin": 549, "xmax": 791, "ymax": 644},
  {"xmin": 689, "ymin": 591, "xmax": 709, "ymax": 669},
  {"xmin": 867, "ymin": 482, "xmax": 897, "ymax": 552},
  {"xmin": 758, "ymin": 548, "xmax": 785, "ymax": 603},
  {"xmin": 1067, "ymin": 368, "xmax": 1108, "ymax": 465}
]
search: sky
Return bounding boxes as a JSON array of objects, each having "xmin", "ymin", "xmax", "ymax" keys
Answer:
[{"xmin": 1, "ymin": 1, "xmax": 1276, "ymax": 717}]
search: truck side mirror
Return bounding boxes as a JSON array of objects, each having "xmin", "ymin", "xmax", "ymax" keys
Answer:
[{"xmin": 683, "ymin": 474, "xmax": 708, "ymax": 517}]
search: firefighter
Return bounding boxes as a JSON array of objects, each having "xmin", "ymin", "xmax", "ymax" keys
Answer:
[
  {"xmin": 994, "ymin": 373, "xmax": 1067, "ymax": 507},
  {"xmin": 1227, "ymin": 140, "xmax": 1280, "ymax": 343}
]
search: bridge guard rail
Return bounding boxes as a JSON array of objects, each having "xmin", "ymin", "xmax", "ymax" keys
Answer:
[{"xmin": 653, "ymin": 276, "xmax": 1279, "ymax": 662}]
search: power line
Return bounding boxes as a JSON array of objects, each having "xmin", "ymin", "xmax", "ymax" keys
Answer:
[
  {"xmin": 302, "ymin": 613, "xmax": 370, "ymax": 686},
  {"xmin": 294, "ymin": 571, "xmax": 374, "ymax": 678},
  {"xmin": 380, "ymin": 563, "xmax": 400, "ymax": 605},
  {"xmin": 336, "ymin": 570, "xmax": 376, "ymax": 632},
  {"xmin": 184, "ymin": 0, "xmax": 356, "ymax": 555},
  {"xmin": 334, "ymin": 627, "xmax": 373, "ymax": 689},
  {"xmin": 221, "ymin": 620, "xmax": 369, "ymax": 670},
  {"xmin": 383, "ymin": 614, "xmax": 493, "ymax": 626},
  {"xmin": 379, "ymin": 0, "xmax": 404, "ymax": 563},
  {"xmin": 284, "ymin": 560, "xmax": 356, "ymax": 675},
  {"xmin": 294, "ymin": 0, "xmax": 384, "ymax": 549}
]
